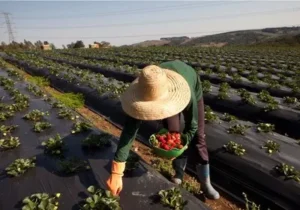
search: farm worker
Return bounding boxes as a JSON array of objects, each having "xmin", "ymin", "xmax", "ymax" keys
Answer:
[{"xmin": 106, "ymin": 60, "xmax": 220, "ymax": 200}]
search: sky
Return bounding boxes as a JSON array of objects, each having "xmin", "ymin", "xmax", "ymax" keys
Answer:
[{"xmin": 0, "ymin": 1, "xmax": 300, "ymax": 48}]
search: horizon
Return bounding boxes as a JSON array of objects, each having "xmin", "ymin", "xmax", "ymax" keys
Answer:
[{"xmin": 1, "ymin": 1, "xmax": 300, "ymax": 48}]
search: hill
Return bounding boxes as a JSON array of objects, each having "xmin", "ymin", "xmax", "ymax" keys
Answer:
[{"xmin": 131, "ymin": 26, "xmax": 300, "ymax": 47}]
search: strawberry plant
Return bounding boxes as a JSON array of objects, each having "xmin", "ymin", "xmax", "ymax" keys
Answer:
[
  {"xmin": 58, "ymin": 157, "xmax": 90, "ymax": 174},
  {"xmin": 22, "ymin": 192, "xmax": 61, "ymax": 210},
  {"xmin": 274, "ymin": 163, "xmax": 300, "ymax": 183},
  {"xmin": 204, "ymin": 106, "xmax": 219, "ymax": 123},
  {"xmin": 41, "ymin": 134, "xmax": 65, "ymax": 156},
  {"xmin": 23, "ymin": 109, "xmax": 49, "ymax": 121},
  {"xmin": 0, "ymin": 124, "xmax": 18, "ymax": 136},
  {"xmin": 7, "ymin": 102, "xmax": 29, "ymax": 112},
  {"xmin": 5, "ymin": 157, "xmax": 36, "ymax": 177},
  {"xmin": 81, "ymin": 133, "xmax": 112, "ymax": 149},
  {"xmin": 218, "ymin": 82, "xmax": 230, "ymax": 100},
  {"xmin": 222, "ymin": 113, "xmax": 237, "ymax": 122},
  {"xmin": 71, "ymin": 121, "xmax": 92, "ymax": 134},
  {"xmin": 0, "ymin": 76, "xmax": 14, "ymax": 89},
  {"xmin": 151, "ymin": 158, "xmax": 174, "ymax": 178},
  {"xmin": 26, "ymin": 84, "xmax": 45, "ymax": 97},
  {"xmin": 257, "ymin": 90, "xmax": 275, "ymax": 104},
  {"xmin": 0, "ymin": 110, "xmax": 15, "ymax": 121},
  {"xmin": 7, "ymin": 69, "xmax": 22, "ymax": 78},
  {"xmin": 243, "ymin": 192, "xmax": 265, "ymax": 210},
  {"xmin": 283, "ymin": 96, "xmax": 298, "ymax": 104},
  {"xmin": 158, "ymin": 187, "xmax": 188, "ymax": 210},
  {"xmin": 202, "ymin": 80, "xmax": 212, "ymax": 93},
  {"xmin": 80, "ymin": 185, "xmax": 121, "ymax": 210},
  {"xmin": 261, "ymin": 140, "xmax": 280, "ymax": 154},
  {"xmin": 248, "ymin": 75, "xmax": 260, "ymax": 85},
  {"xmin": 223, "ymin": 141, "xmax": 246, "ymax": 156},
  {"xmin": 227, "ymin": 124, "xmax": 250, "ymax": 135},
  {"xmin": 232, "ymin": 73, "xmax": 242, "ymax": 83},
  {"xmin": 263, "ymin": 102, "xmax": 279, "ymax": 112},
  {"xmin": 33, "ymin": 121, "xmax": 52, "ymax": 133},
  {"xmin": 238, "ymin": 89, "xmax": 256, "ymax": 105},
  {"xmin": 0, "ymin": 136, "xmax": 20, "ymax": 150},
  {"xmin": 52, "ymin": 101, "xmax": 66, "ymax": 109},
  {"xmin": 181, "ymin": 178, "xmax": 201, "ymax": 195},
  {"xmin": 57, "ymin": 108, "xmax": 79, "ymax": 120},
  {"xmin": 257, "ymin": 123, "xmax": 275, "ymax": 133}
]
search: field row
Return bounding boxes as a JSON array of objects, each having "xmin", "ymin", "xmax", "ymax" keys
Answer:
[
  {"xmin": 2, "ymin": 52, "xmax": 300, "ymax": 210},
  {"xmin": 57, "ymin": 50, "xmax": 300, "ymax": 94},
  {"xmin": 0, "ymin": 60, "xmax": 209, "ymax": 210},
  {"xmin": 22, "ymin": 51, "xmax": 300, "ymax": 139}
]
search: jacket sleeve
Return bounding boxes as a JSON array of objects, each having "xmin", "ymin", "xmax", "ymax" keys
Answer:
[
  {"xmin": 182, "ymin": 93, "xmax": 198, "ymax": 144},
  {"xmin": 114, "ymin": 115, "xmax": 142, "ymax": 162}
]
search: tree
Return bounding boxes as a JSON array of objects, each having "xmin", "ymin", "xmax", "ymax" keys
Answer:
[
  {"xmin": 62, "ymin": 45, "xmax": 66, "ymax": 49},
  {"xmin": 67, "ymin": 42, "xmax": 75, "ymax": 49},
  {"xmin": 94, "ymin": 41, "xmax": 110, "ymax": 47},
  {"xmin": 50, "ymin": 43, "xmax": 56, "ymax": 50},
  {"xmin": 34, "ymin": 40, "xmax": 43, "ymax": 49},
  {"xmin": 73, "ymin": 40, "xmax": 85, "ymax": 48},
  {"xmin": 100, "ymin": 41, "xmax": 110, "ymax": 47},
  {"xmin": 24, "ymin": 40, "xmax": 34, "ymax": 50},
  {"xmin": 44, "ymin": 41, "xmax": 49, "ymax": 45}
]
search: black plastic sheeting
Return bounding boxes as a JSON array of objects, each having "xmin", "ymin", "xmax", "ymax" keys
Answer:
[
  {"xmin": 203, "ymin": 86, "xmax": 300, "ymax": 139},
  {"xmin": 4, "ymin": 56, "xmax": 300, "ymax": 210},
  {"xmin": 45, "ymin": 56, "xmax": 300, "ymax": 98},
  {"xmin": 0, "ymin": 70, "xmax": 209, "ymax": 210},
  {"xmin": 63, "ymin": 52, "xmax": 297, "ymax": 77},
  {"xmin": 199, "ymin": 73, "xmax": 299, "ymax": 99},
  {"xmin": 46, "ymin": 57, "xmax": 137, "ymax": 84},
  {"xmin": 39, "ymin": 56, "xmax": 300, "ymax": 139}
]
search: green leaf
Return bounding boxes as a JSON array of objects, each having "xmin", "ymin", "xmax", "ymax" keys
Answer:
[
  {"xmin": 157, "ymin": 128, "xmax": 168, "ymax": 134},
  {"xmin": 87, "ymin": 185, "xmax": 95, "ymax": 194}
]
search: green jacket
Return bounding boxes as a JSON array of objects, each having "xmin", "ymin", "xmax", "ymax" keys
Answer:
[{"xmin": 114, "ymin": 60, "xmax": 203, "ymax": 162}]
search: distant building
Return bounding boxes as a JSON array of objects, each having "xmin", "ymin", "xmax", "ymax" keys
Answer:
[
  {"xmin": 89, "ymin": 43, "xmax": 100, "ymax": 49},
  {"xmin": 41, "ymin": 44, "xmax": 51, "ymax": 50},
  {"xmin": 89, "ymin": 42, "xmax": 111, "ymax": 49}
]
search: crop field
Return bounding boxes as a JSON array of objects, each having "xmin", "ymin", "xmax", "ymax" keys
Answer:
[{"xmin": 0, "ymin": 46, "xmax": 300, "ymax": 210}]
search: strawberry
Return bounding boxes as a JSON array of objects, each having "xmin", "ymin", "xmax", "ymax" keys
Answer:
[
  {"xmin": 177, "ymin": 145, "xmax": 183, "ymax": 149},
  {"xmin": 158, "ymin": 136, "xmax": 165, "ymax": 142},
  {"xmin": 163, "ymin": 145, "xmax": 170, "ymax": 150}
]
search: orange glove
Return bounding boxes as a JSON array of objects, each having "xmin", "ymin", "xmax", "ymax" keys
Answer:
[{"xmin": 106, "ymin": 161, "xmax": 126, "ymax": 196}]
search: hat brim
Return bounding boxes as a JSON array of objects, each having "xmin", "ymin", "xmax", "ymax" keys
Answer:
[{"xmin": 120, "ymin": 69, "xmax": 191, "ymax": 120}]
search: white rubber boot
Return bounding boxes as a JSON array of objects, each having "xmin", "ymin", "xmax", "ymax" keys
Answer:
[{"xmin": 196, "ymin": 164, "xmax": 220, "ymax": 200}]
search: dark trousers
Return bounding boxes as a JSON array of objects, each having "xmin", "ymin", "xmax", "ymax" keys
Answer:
[{"xmin": 162, "ymin": 98, "xmax": 209, "ymax": 179}]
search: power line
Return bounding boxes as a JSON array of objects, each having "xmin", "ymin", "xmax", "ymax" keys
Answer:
[
  {"xmin": 3, "ymin": 6, "xmax": 299, "ymax": 30},
  {"xmin": 4, "ymin": 1, "xmax": 237, "ymax": 20}
]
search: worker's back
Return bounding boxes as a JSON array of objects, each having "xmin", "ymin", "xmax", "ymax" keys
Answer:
[{"xmin": 159, "ymin": 60, "xmax": 202, "ymax": 100}]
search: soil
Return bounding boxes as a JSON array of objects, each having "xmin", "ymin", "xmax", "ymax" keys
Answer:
[{"xmin": 6, "ymin": 61, "xmax": 243, "ymax": 210}]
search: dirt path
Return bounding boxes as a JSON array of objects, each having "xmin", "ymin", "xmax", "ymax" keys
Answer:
[{"xmin": 6, "ymin": 61, "xmax": 243, "ymax": 210}]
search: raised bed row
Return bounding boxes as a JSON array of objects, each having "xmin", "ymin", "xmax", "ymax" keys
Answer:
[
  {"xmin": 39, "ymin": 55, "xmax": 300, "ymax": 139},
  {"xmin": 0, "ymin": 66, "xmax": 208, "ymax": 210},
  {"xmin": 2, "ymin": 55, "xmax": 300, "ymax": 210},
  {"xmin": 62, "ymin": 50, "xmax": 299, "ymax": 77},
  {"xmin": 59, "ymin": 52, "xmax": 300, "ymax": 96}
]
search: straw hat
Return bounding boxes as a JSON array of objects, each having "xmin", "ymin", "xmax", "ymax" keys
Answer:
[{"xmin": 120, "ymin": 65, "xmax": 191, "ymax": 120}]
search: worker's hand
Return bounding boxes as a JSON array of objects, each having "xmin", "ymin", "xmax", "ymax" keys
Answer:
[
  {"xmin": 106, "ymin": 173, "xmax": 123, "ymax": 196},
  {"xmin": 106, "ymin": 161, "xmax": 126, "ymax": 196}
]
